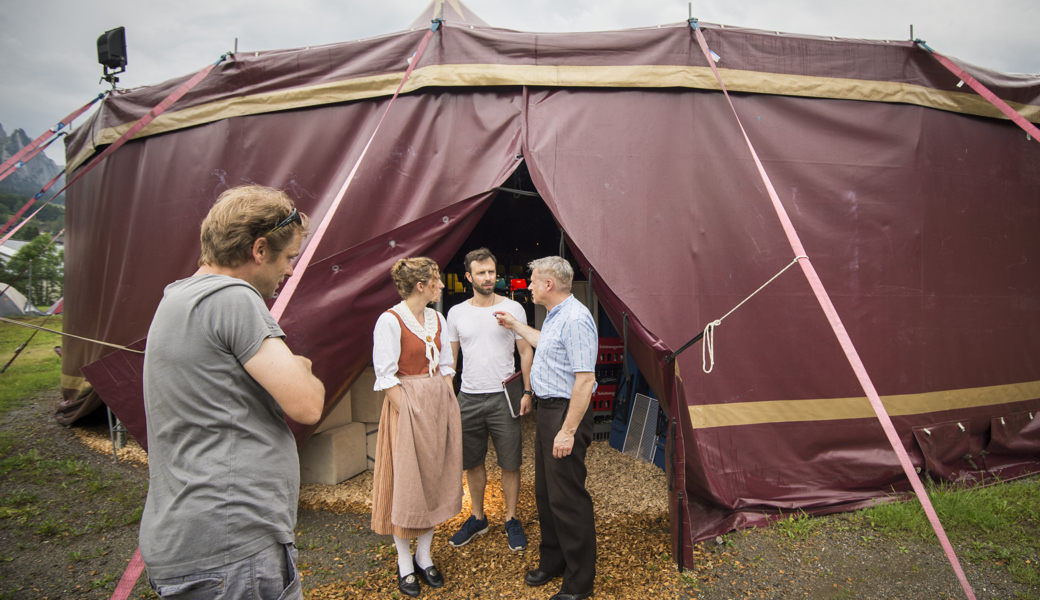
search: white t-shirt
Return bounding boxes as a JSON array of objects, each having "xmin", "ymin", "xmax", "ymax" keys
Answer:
[{"xmin": 446, "ymin": 297, "xmax": 527, "ymax": 394}]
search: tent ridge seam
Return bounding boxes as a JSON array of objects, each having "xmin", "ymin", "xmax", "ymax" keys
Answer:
[{"xmin": 68, "ymin": 64, "xmax": 1040, "ymax": 172}]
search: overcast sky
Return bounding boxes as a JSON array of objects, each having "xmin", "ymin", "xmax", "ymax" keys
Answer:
[{"xmin": 1, "ymin": 0, "xmax": 1037, "ymax": 166}]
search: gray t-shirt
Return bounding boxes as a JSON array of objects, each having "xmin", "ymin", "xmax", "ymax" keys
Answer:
[{"xmin": 140, "ymin": 274, "xmax": 299, "ymax": 578}]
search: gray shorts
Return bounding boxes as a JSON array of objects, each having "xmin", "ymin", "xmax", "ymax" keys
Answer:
[{"xmin": 458, "ymin": 391, "xmax": 523, "ymax": 471}]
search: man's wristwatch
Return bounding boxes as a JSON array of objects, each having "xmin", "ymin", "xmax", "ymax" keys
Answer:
[{"xmin": 523, "ymin": 390, "xmax": 533, "ymax": 396}]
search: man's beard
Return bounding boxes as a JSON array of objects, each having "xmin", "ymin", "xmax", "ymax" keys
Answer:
[{"xmin": 473, "ymin": 283, "xmax": 494, "ymax": 296}]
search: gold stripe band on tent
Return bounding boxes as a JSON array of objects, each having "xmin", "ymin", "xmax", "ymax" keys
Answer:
[
  {"xmin": 68, "ymin": 63, "xmax": 1040, "ymax": 171},
  {"xmin": 688, "ymin": 380, "xmax": 1040, "ymax": 429}
]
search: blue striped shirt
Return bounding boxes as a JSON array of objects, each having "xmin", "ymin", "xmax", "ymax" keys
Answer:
[{"xmin": 531, "ymin": 294, "xmax": 598, "ymax": 399}]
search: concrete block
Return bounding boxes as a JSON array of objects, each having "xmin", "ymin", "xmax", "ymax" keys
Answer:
[
  {"xmin": 365, "ymin": 422, "xmax": 379, "ymax": 470},
  {"xmin": 315, "ymin": 390, "xmax": 351, "ymax": 434},
  {"xmin": 351, "ymin": 367, "xmax": 384, "ymax": 423},
  {"xmin": 299, "ymin": 422, "xmax": 367, "ymax": 485}
]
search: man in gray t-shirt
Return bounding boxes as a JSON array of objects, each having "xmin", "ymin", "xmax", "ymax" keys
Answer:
[{"xmin": 141, "ymin": 185, "xmax": 324, "ymax": 600}]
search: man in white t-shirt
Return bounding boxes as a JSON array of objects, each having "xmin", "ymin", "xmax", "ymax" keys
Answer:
[{"xmin": 446, "ymin": 248, "xmax": 534, "ymax": 552}]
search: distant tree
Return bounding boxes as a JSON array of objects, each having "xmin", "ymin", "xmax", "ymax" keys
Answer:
[
  {"xmin": 0, "ymin": 193, "xmax": 65, "ymax": 239},
  {"xmin": 0, "ymin": 193, "xmax": 24, "ymax": 213},
  {"xmin": 11, "ymin": 223, "xmax": 40, "ymax": 241},
  {"xmin": 2, "ymin": 233, "xmax": 63, "ymax": 307}
]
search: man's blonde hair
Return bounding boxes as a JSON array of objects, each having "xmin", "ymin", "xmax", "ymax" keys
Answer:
[
  {"xmin": 529, "ymin": 256, "xmax": 573, "ymax": 292},
  {"xmin": 391, "ymin": 257, "xmax": 440, "ymax": 299},
  {"xmin": 198, "ymin": 185, "xmax": 309, "ymax": 268}
]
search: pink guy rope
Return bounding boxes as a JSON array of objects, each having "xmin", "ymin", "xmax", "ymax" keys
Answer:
[
  {"xmin": 0, "ymin": 93, "xmax": 104, "ymax": 183},
  {"xmin": 108, "ymin": 548, "xmax": 144, "ymax": 600},
  {"xmin": 916, "ymin": 40, "xmax": 1040, "ymax": 144},
  {"xmin": 0, "ymin": 56, "xmax": 227, "ymax": 249},
  {"xmin": 0, "ymin": 170, "xmax": 64, "ymax": 237},
  {"xmin": 269, "ymin": 24, "xmax": 439, "ymax": 321},
  {"xmin": 691, "ymin": 24, "xmax": 977, "ymax": 600},
  {"xmin": 0, "ymin": 133, "xmax": 67, "ymax": 183}
]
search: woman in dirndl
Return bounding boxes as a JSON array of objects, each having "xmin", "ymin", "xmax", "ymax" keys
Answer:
[{"xmin": 371, "ymin": 257, "xmax": 462, "ymax": 597}]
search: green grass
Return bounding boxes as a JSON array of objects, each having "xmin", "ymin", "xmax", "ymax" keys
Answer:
[
  {"xmin": 773, "ymin": 508, "xmax": 823, "ymax": 539},
  {"xmin": 0, "ymin": 316, "xmax": 63, "ymax": 416},
  {"xmin": 0, "ymin": 430, "xmax": 146, "ymax": 543},
  {"xmin": 862, "ymin": 477, "xmax": 1040, "ymax": 587}
]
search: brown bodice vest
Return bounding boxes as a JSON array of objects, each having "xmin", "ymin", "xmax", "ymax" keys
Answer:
[{"xmin": 389, "ymin": 310, "xmax": 442, "ymax": 377}]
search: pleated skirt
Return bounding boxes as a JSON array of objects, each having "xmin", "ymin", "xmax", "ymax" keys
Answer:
[{"xmin": 371, "ymin": 374, "xmax": 463, "ymax": 538}]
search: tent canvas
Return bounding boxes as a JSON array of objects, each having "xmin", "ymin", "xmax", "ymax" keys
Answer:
[
  {"xmin": 58, "ymin": 3, "xmax": 1040, "ymax": 561},
  {"xmin": 0, "ymin": 286, "xmax": 36, "ymax": 318}
]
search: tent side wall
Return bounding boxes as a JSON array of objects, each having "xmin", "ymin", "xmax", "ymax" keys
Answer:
[
  {"xmin": 520, "ymin": 84, "xmax": 1040, "ymax": 556},
  {"xmin": 58, "ymin": 89, "xmax": 526, "ymax": 426}
]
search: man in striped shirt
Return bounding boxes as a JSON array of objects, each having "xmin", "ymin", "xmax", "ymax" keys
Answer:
[{"xmin": 494, "ymin": 256, "xmax": 597, "ymax": 600}]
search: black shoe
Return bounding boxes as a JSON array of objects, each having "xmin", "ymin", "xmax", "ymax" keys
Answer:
[
  {"xmin": 524, "ymin": 568, "xmax": 563, "ymax": 587},
  {"xmin": 413, "ymin": 559, "xmax": 444, "ymax": 588},
  {"xmin": 398, "ymin": 569, "xmax": 421, "ymax": 597},
  {"xmin": 550, "ymin": 591, "xmax": 593, "ymax": 600}
]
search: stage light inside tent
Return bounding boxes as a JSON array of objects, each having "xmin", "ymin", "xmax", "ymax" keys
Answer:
[{"xmin": 97, "ymin": 26, "xmax": 127, "ymax": 88}]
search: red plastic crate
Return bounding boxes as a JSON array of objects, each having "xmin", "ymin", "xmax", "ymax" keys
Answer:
[{"xmin": 591, "ymin": 385, "xmax": 615, "ymax": 412}]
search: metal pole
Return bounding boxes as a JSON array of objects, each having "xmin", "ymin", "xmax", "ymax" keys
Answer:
[{"xmin": 26, "ymin": 260, "xmax": 32, "ymax": 310}]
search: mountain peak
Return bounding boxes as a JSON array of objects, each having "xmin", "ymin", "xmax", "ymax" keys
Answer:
[
  {"xmin": 9, "ymin": 128, "xmax": 31, "ymax": 147},
  {"xmin": 0, "ymin": 124, "xmax": 64, "ymax": 199}
]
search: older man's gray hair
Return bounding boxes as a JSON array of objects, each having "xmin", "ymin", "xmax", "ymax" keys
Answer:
[{"xmin": 528, "ymin": 256, "xmax": 573, "ymax": 292}]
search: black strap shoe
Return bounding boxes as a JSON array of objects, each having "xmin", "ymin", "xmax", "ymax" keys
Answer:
[
  {"xmin": 413, "ymin": 559, "xmax": 444, "ymax": 588},
  {"xmin": 524, "ymin": 568, "xmax": 563, "ymax": 586},
  {"xmin": 398, "ymin": 569, "xmax": 421, "ymax": 597}
]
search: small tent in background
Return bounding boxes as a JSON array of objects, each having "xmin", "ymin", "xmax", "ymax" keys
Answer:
[
  {"xmin": 57, "ymin": 0, "xmax": 1040, "ymax": 564},
  {"xmin": 0, "ymin": 286, "xmax": 36, "ymax": 318},
  {"xmin": 45, "ymin": 297, "xmax": 62, "ymax": 315}
]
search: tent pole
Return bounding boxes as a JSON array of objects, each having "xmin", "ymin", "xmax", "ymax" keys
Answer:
[{"xmin": 677, "ymin": 489, "xmax": 684, "ymax": 573}]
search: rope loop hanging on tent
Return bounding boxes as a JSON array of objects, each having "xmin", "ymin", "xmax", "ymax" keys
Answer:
[
  {"xmin": 668, "ymin": 255, "xmax": 805, "ymax": 365},
  {"xmin": 691, "ymin": 23, "xmax": 977, "ymax": 600},
  {"xmin": 699, "ymin": 255, "xmax": 804, "ymax": 373},
  {"xmin": 701, "ymin": 319, "xmax": 720, "ymax": 373}
]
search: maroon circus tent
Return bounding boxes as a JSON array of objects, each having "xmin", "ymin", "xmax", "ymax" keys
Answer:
[{"xmin": 58, "ymin": 1, "xmax": 1040, "ymax": 563}]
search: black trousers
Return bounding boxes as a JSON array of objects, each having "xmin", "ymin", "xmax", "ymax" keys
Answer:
[{"xmin": 534, "ymin": 399, "xmax": 596, "ymax": 594}]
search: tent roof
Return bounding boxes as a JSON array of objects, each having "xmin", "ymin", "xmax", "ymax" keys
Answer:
[
  {"xmin": 0, "ymin": 286, "xmax": 30, "ymax": 318},
  {"xmin": 65, "ymin": 19, "xmax": 1040, "ymax": 172}
]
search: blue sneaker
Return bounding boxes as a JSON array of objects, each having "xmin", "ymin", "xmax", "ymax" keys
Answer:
[
  {"xmin": 505, "ymin": 517, "xmax": 528, "ymax": 551},
  {"xmin": 448, "ymin": 515, "xmax": 489, "ymax": 547}
]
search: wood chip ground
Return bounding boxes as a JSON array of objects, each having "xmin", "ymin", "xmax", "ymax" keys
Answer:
[{"xmin": 77, "ymin": 413, "xmax": 701, "ymax": 598}]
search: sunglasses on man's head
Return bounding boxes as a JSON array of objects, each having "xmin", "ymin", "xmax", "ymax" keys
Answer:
[{"xmin": 267, "ymin": 208, "xmax": 301, "ymax": 235}]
